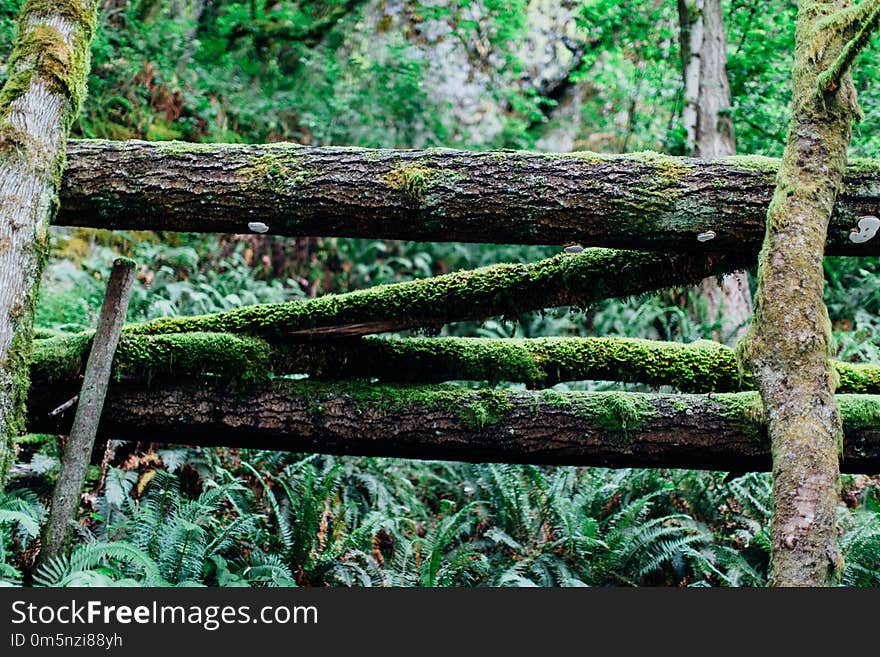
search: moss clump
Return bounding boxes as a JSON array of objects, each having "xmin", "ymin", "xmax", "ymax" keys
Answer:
[
  {"xmin": 576, "ymin": 392, "xmax": 655, "ymax": 435},
  {"xmin": 715, "ymin": 392, "xmax": 766, "ymax": 443},
  {"xmin": 0, "ymin": 318, "xmax": 35, "ymax": 483},
  {"xmin": 0, "ymin": 0, "xmax": 98, "ymax": 117},
  {"xmin": 23, "ymin": 0, "xmax": 96, "ymax": 25},
  {"xmin": 239, "ymin": 153, "xmax": 314, "ymax": 194},
  {"xmin": 539, "ymin": 390, "xmax": 656, "ymax": 437},
  {"xmin": 31, "ymin": 331, "xmax": 277, "ymax": 387},
  {"xmin": 13, "ymin": 433, "xmax": 56, "ymax": 447},
  {"xmin": 301, "ymin": 381, "xmax": 513, "ymax": 430},
  {"xmin": 455, "ymin": 389, "xmax": 514, "ymax": 430},
  {"xmin": 836, "ymin": 362, "xmax": 880, "ymax": 394},
  {"xmin": 384, "ymin": 163, "xmax": 440, "ymax": 202},
  {"xmin": 714, "ymin": 154, "xmax": 779, "ymax": 173},
  {"xmin": 838, "ymin": 394, "xmax": 880, "ymax": 429}
]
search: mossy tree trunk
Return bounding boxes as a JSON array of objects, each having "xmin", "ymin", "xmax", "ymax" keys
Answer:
[
  {"xmin": 739, "ymin": 0, "xmax": 879, "ymax": 587},
  {"xmin": 0, "ymin": 0, "xmax": 98, "ymax": 485}
]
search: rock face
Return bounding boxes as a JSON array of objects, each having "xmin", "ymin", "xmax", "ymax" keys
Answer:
[{"xmin": 349, "ymin": 0, "xmax": 589, "ymax": 149}]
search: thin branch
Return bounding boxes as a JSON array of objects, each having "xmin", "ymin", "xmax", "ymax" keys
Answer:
[{"xmin": 818, "ymin": 0, "xmax": 880, "ymax": 94}]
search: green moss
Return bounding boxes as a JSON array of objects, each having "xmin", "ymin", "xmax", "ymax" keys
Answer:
[
  {"xmin": 13, "ymin": 432, "xmax": 56, "ymax": 447},
  {"xmin": 837, "ymin": 395, "xmax": 880, "ymax": 428},
  {"xmin": 308, "ymin": 381, "xmax": 513, "ymax": 430},
  {"xmin": 154, "ymin": 140, "xmax": 240, "ymax": 155},
  {"xmin": 0, "ymin": 1, "xmax": 97, "ymax": 113},
  {"xmin": 384, "ymin": 163, "xmax": 444, "ymax": 202},
  {"xmin": 836, "ymin": 362, "xmax": 880, "ymax": 394},
  {"xmin": 31, "ymin": 331, "xmax": 277, "ymax": 387},
  {"xmin": 715, "ymin": 392, "xmax": 766, "ymax": 443},
  {"xmin": 844, "ymin": 157, "xmax": 880, "ymax": 177},
  {"xmin": 455, "ymin": 389, "xmax": 514, "ymax": 429},
  {"xmin": 238, "ymin": 152, "xmax": 314, "ymax": 194},
  {"xmin": 30, "ymin": 328, "xmax": 880, "ymax": 399},
  {"xmin": 534, "ymin": 389, "xmax": 656, "ymax": 436},
  {"xmin": 0, "ymin": 318, "xmax": 34, "ymax": 483},
  {"xmin": 573, "ymin": 392, "xmax": 655, "ymax": 435},
  {"xmin": 715, "ymin": 154, "xmax": 779, "ymax": 173},
  {"xmin": 22, "ymin": 0, "xmax": 96, "ymax": 26}
]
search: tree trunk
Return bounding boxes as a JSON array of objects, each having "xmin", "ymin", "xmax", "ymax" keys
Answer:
[
  {"xmin": 56, "ymin": 139, "xmax": 880, "ymax": 254},
  {"xmin": 23, "ymin": 381, "xmax": 880, "ymax": 473},
  {"xmin": 680, "ymin": 0, "xmax": 752, "ymax": 343},
  {"xmin": 0, "ymin": 0, "xmax": 98, "ymax": 484},
  {"xmin": 739, "ymin": 0, "xmax": 868, "ymax": 586},
  {"xmin": 30, "ymin": 332, "xmax": 880, "ymax": 395}
]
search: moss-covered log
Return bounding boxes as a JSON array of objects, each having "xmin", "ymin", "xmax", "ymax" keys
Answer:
[
  {"xmin": 120, "ymin": 250, "xmax": 749, "ymax": 339},
  {"xmin": 30, "ymin": 331, "xmax": 880, "ymax": 395},
  {"xmin": 23, "ymin": 381, "xmax": 880, "ymax": 473},
  {"xmin": 0, "ymin": 0, "xmax": 98, "ymax": 485},
  {"xmin": 738, "ymin": 1, "xmax": 874, "ymax": 587},
  {"xmin": 56, "ymin": 139, "xmax": 880, "ymax": 254}
]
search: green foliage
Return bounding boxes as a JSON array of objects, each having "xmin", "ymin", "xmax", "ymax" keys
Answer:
[{"xmin": 0, "ymin": 489, "xmax": 43, "ymax": 585}]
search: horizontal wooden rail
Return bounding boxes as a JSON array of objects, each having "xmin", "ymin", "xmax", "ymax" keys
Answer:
[
  {"xmin": 25, "ymin": 381, "xmax": 880, "ymax": 473},
  {"xmin": 107, "ymin": 250, "xmax": 747, "ymax": 339},
  {"xmin": 58, "ymin": 139, "xmax": 880, "ymax": 254},
  {"xmin": 31, "ymin": 332, "xmax": 880, "ymax": 395}
]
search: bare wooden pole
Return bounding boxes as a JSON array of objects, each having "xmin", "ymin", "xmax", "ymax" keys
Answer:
[{"xmin": 37, "ymin": 257, "xmax": 136, "ymax": 565}]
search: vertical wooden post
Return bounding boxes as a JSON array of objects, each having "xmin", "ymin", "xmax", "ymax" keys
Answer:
[{"xmin": 38, "ymin": 257, "xmax": 136, "ymax": 565}]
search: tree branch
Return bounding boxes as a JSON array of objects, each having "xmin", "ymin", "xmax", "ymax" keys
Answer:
[{"xmin": 817, "ymin": 0, "xmax": 880, "ymax": 95}]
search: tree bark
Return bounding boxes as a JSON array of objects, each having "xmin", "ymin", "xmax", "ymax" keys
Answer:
[
  {"xmin": 0, "ymin": 0, "xmax": 98, "ymax": 485},
  {"xmin": 679, "ymin": 0, "xmax": 705, "ymax": 155},
  {"xmin": 38, "ymin": 258, "xmax": 135, "ymax": 565},
  {"xmin": 30, "ymin": 332, "xmax": 880, "ymax": 395},
  {"xmin": 680, "ymin": 0, "xmax": 752, "ymax": 343},
  {"xmin": 121, "ymin": 249, "xmax": 749, "ymax": 339},
  {"xmin": 56, "ymin": 139, "xmax": 880, "ymax": 254},
  {"xmin": 23, "ymin": 381, "xmax": 880, "ymax": 473},
  {"xmin": 738, "ymin": 1, "xmax": 871, "ymax": 586}
]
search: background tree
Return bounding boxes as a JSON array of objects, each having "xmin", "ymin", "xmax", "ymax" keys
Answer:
[{"xmin": 679, "ymin": 0, "xmax": 752, "ymax": 343}]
